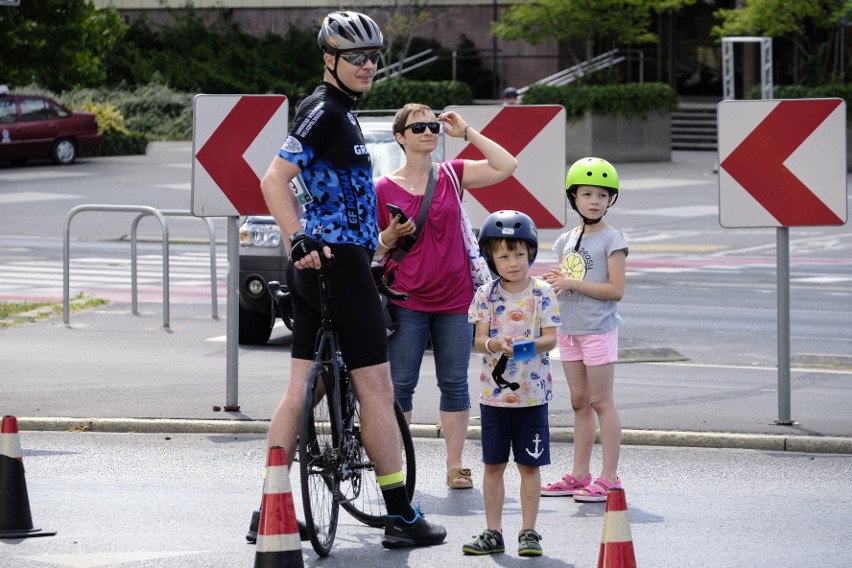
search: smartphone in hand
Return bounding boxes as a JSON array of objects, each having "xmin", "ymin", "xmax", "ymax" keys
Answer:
[{"xmin": 386, "ymin": 203, "xmax": 409, "ymax": 223}]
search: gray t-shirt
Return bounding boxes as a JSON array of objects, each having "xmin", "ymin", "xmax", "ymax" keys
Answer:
[{"xmin": 553, "ymin": 224, "xmax": 628, "ymax": 335}]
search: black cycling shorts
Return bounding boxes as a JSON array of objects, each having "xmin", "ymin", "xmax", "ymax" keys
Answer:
[{"xmin": 287, "ymin": 244, "xmax": 388, "ymax": 370}]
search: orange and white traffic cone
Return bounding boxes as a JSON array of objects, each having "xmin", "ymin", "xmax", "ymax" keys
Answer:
[
  {"xmin": 597, "ymin": 487, "xmax": 636, "ymax": 568},
  {"xmin": 0, "ymin": 415, "xmax": 56, "ymax": 539},
  {"xmin": 254, "ymin": 445, "xmax": 303, "ymax": 568}
]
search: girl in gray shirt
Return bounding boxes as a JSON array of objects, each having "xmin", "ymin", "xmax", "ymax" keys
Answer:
[{"xmin": 540, "ymin": 157, "xmax": 628, "ymax": 503}]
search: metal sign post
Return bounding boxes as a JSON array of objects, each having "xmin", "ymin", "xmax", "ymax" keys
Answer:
[
  {"xmin": 191, "ymin": 94, "xmax": 289, "ymax": 411},
  {"xmin": 718, "ymin": 84, "xmax": 847, "ymax": 426}
]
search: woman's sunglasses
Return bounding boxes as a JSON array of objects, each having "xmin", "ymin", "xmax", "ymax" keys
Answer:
[
  {"xmin": 339, "ymin": 52, "xmax": 381, "ymax": 66},
  {"xmin": 404, "ymin": 121, "xmax": 441, "ymax": 134}
]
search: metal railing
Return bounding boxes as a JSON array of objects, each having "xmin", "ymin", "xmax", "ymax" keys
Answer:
[
  {"xmin": 375, "ymin": 49, "xmax": 438, "ymax": 82},
  {"xmin": 518, "ymin": 49, "xmax": 629, "ymax": 94},
  {"xmin": 63, "ymin": 205, "xmax": 219, "ymax": 327},
  {"xmin": 130, "ymin": 209, "xmax": 218, "ymax": 319}
]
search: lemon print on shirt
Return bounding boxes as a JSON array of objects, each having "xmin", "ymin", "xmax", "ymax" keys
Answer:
[{"xmin": 561, "ymin": 251, "xmax": 587, "ymax": 280}]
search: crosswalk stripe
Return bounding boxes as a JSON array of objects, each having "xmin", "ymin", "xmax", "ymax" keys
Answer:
[{"xmin": 0, "ymin": 253, "xmax": 228, "ymax": 298}]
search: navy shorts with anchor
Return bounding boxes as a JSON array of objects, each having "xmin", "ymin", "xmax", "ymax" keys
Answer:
[{"xmin": 479, "ymin": 403, "xmax": 550, "ymax": 467}]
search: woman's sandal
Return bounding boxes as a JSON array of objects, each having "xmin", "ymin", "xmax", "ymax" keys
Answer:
[
  {"xmin": 573, "ymin": 476, "xmax": 622, "ymax": 503},
  {"xmin": 447, "ymin": 467, "xmax": 473, "ymax": 489}
]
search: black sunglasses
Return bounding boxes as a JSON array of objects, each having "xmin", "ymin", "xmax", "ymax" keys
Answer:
[
  {"xmin": 339, "ymin": 52, "xmax": 381, "ymax": 66},
  {"xmin": 404, "ymin": 121, "xmax": 441, "ymax": 134}
]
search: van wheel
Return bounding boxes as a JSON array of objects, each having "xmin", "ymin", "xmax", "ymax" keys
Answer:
[{"xmin": 239, "ymin": 305, "xmax": 273, "ymax": 345}]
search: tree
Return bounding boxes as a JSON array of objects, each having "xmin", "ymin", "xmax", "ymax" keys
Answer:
[
  {"xmin": 712, "ymin": 0, "xmax": 852, "ymax": 84},
  {"xmin": 0, "ymin": 0, "xmax": 125, "ymax": 91},
  {"xmin": 492, "ymin": 0, "xmax": 696, "ymax": 68}
]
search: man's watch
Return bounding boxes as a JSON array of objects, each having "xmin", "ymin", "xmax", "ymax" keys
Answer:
[{"xmin": 289, "ymin": 230, "xmax": 306, "ymax": 244}]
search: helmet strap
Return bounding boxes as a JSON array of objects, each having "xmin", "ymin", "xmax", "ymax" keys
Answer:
[{"xmin": 327, "ymin": 54, "xmax": 364, "ymax": 99}]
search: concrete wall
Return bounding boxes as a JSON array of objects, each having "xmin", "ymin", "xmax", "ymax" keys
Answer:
[{"xmin": 566, "ymin": 113, "xmax": 672, "ymax": 163}]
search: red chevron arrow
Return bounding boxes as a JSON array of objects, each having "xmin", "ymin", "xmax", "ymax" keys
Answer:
[
  {"xmin": 196, "ymin": 96, "xmax": 286, "ymax": 215},
  {"xmin": 459, "ymin": 106, "xmax": 563, "ymax": 227},
  {"xmin": 720, "ymin": 99, "xmax": 843, "ymax": 226}
]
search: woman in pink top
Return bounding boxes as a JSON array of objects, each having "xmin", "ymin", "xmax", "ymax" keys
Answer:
[{"xmin": 376, "ymin": 104, "xmax": 517, "ymax": 489}]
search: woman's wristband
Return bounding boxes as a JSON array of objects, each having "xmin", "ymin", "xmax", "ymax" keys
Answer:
[
  {"xmin": 378, "ymin": 231, "xmax": 391, "ymax": 250},
  {"xmin": 463, "ymin": 125, "xmax": 472, "ymax": 141}
]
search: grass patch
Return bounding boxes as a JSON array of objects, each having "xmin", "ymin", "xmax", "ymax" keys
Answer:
[
  {"xmin": 0, "ymin": 293, "xmax": 108, "ymax": 328},
  {"xmin": 0, "ymin": 300, "xmax": 53, "ymax": 319}
]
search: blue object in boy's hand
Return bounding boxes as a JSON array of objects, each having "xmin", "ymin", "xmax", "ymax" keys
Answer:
[{"xmin": 513, "ymin": 340, "xmax": 536, "ymax": 362}]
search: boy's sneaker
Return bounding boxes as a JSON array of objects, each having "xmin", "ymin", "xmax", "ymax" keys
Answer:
[
  {"xmin": 462, "ymin": 529, "xmax": 505, "ymax": 555},
  {"xmin": 518, "ymin": 529, "xmax": 543, "ymax": 557},
  {"xmin": 382, "ymin": 507, "xmax": 446, "ymax": 548}
]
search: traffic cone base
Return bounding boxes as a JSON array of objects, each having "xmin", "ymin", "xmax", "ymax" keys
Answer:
[
  {"xmin": 254, "ymin": 446, "xmax": 303, "ymax": 568},
  {"xmin": 597, "ymin": 487, "xmax": 636, "ymax": 568},
  {"xmin": 0, "ymin": 416, "xmax": 56, "ymax": 540}
]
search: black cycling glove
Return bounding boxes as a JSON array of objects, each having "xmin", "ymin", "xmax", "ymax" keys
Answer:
[{"xmin": 289, "ymin": 232, "xmax": 323, "ymax": 263}]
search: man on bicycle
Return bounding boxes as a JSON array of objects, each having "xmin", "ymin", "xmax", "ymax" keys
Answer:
[{"xmin": 259, "ymin": 10, "xmax": 446, "ymax": 549}]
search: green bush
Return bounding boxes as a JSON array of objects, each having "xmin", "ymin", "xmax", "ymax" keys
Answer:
[
  {"xmin": 746, "ymin": 84, "xmax": 852, "ymax": 122},
  {"xmin": 359, "ymin": 79, "xmax": 474, "ymax": 112},
  {"xmin": 521, "ymin": 82, "xmax": 680, "ymax": 121},
  {"xmin": 64, "ymin": 83, "xmax": 194, "ymax": 141},
  {"xmin": 98, "ymin": 130, "xmax": 150, "ymax": 156}
]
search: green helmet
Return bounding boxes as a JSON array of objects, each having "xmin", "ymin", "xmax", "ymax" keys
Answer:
[{"xmin": 565, "ymin": 157, "xmax": 619, "ymax": 211}]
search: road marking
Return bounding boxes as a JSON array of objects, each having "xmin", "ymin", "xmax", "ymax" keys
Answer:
[
  {"xmin": 0, "ymin": 191, "xmax": 83, "ymax": 204},
  {"xmin": 0, "ymin": 171, "xmax": 91, "ymax": 182},
  {"xmin": 153, "ymin": 183, "xmax": 192, "ymax": 191},
  {"xmin": 621, "ymin": 178, "xmax": 710, "ymax": 191},
  {"xmin": 0, "ymin": 253, "xmax": 227, "ymax": 298},
  {"xmin": 618, "ymin": 205, "xmax": 718, "ymax": 217},
  {"xmin": 17, "ymin": 551, "xmax": 204, "ymax": 567}
]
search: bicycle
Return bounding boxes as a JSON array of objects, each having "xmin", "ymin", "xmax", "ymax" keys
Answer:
[{"xmin": 268, "ymin": 260, "xmax": 416, "ymax": 557}]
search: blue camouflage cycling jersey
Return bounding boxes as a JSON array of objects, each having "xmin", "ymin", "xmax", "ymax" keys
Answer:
[{"xmin": 276, "ymin": 82, "xmax": 378, "ymax": 249}]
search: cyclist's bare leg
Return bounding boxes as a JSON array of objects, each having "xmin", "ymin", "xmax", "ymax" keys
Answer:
[
  {"xmin": 350, "ymin": 362, "xmax": 402, "ymax": 476},
  {"xmin": 267, "ymin": 357, "xmax": 312, "ymax": 464}
]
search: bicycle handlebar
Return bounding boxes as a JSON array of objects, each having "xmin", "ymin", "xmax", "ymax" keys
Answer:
[
  {"xmin": 370, "ymin": 261, "xmax": 408, "ymax": 301},
  {"xmin": 267, "ymin": 258, "xmax": 408, "ymax": 309}
]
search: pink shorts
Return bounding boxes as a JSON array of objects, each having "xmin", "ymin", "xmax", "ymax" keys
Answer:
[{"xmin": 557, "ymin": 328, "xmax": 619, "ymax": 366}]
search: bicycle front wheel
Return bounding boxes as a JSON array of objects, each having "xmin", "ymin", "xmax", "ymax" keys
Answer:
[
  {"xmin": 339, "ymin": 400, "xmax": 416, "ymax": 528},
  {"xmin": 299, "ymin": 362, "xmax": 340, "ymax": 557}
]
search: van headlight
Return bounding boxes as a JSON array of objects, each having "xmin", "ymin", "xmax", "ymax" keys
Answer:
[{"xmin": 240, "ymin": 220, "xmax": 281, "ymax": 247}]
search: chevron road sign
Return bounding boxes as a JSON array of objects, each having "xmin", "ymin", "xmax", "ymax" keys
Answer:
[
  {"xmin": 191, "ymin": 94, "xmax": 289, "ymax": 217},
  {"xmin": 718, "ymin": 98, "xmax": 847, "ymax": 228},
  {"xmin": 444, "ymin": 105, "xmax": 567, "ymax": 229}
]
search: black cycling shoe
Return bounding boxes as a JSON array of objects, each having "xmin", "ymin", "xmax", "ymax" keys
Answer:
[
  {"xmin": 246, "ymin": 509, "xmax": 309, "ymax": 543},
  {"xmin": 382, "ymin": 507, "xmax": 447, "ymax": 549}
]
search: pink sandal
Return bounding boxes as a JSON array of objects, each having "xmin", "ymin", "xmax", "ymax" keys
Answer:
[
  {"xmin": 573, "ymin": 476, "xmax": 622, "ymax": 503},
  {"xmin": 540, "ymin": 473, "xmax": 593, "ymax": 497}
]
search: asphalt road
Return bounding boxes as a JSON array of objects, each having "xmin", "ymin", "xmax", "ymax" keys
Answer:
[{"xmin": 2, "ymin": 432, "xmax": 851, "ymax": 568}]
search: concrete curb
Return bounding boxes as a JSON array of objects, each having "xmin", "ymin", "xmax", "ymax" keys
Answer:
[{"xmin": 17, "ymin": 417, "xmax": 852, "ymax": 455}]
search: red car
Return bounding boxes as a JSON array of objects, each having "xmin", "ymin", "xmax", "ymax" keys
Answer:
[{"xmin": 0, "ymin": 92, "xmax": 102, "ymax": 165}]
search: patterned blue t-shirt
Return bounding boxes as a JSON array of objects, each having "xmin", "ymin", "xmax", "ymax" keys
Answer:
[{"xmin": 276, "ymin": 82, "xmax": 378, "ymax": 249}]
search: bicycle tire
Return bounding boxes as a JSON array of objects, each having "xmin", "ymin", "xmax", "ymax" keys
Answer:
[
  {"xmin": 299, "ymin": 362, "xmax": 340, "ymax": 557},
  {"xmin": 339, "ymin": 400, "xmax": 416, "ymax": 528}
]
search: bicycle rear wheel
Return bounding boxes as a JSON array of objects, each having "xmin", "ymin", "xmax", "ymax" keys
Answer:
[
  {"xmin": 299, "ymin": 362, "xmax": 340, "ymax": 557},
  {"xmin": 339, "ymin": 400, "xmax": 416, "ymax": 527}
]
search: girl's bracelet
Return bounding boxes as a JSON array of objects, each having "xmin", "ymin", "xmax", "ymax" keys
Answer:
[{"xmin": 378, "ymin": 231, "xmax": 391, "ymax": 250}]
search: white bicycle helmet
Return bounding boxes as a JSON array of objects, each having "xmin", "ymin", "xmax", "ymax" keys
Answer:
[{"xmin": 318, "ymin": 11, "xmax": 384, "ymax": 54}]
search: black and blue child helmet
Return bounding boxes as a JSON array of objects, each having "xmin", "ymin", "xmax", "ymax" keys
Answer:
[{"xmin": 478, "ymin": 210, "xmax": 539, "ymax": 274}]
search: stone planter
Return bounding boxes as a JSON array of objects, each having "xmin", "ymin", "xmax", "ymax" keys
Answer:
[{"xmin": 566, "ymin": 112, "xmax": 672, "ymax": 163}]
